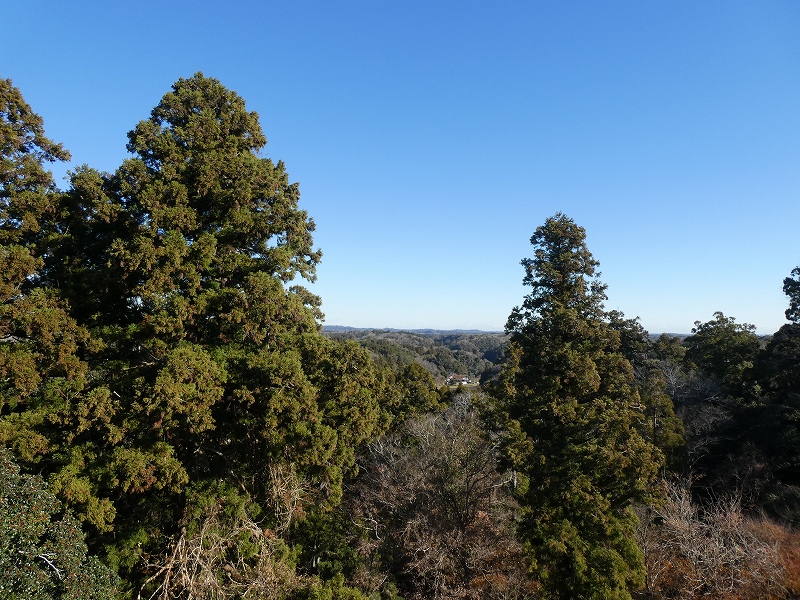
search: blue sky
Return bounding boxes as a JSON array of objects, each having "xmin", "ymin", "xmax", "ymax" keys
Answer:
[{"xmin": 6, "ymin": 1, "xmax": 799, "ymax": 333}]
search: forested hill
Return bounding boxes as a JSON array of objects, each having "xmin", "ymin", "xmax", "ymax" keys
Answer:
[{"xmin": 322, "ymin": 328, "xmax": 508, "ymax": 384}]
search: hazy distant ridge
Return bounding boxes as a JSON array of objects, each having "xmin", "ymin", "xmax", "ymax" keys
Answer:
[{"xmin": 322, "ymin": 325, "xmax": 503, "ymax": 335}]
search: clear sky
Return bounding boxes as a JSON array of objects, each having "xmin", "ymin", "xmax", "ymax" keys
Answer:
[{"xmin": 5, "ymin": 1, "xmax": 799, "ymax": 334}]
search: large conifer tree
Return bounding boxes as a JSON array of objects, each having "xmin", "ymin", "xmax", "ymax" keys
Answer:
[
  {"xmin": 0, "ymin": 76, "xmax": 88, "ymax": 422},
  {"xmin": 493, "ymin": 213, "xmax": 661, "ymax": 599},
  {"xmin": 2, "ymin": 74, "xmax": 389, "ymax": 594}
]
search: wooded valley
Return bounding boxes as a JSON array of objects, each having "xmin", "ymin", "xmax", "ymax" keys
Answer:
[{"xmin": 2, "ymin": 74, "xmax": 799, "ymax": 599}]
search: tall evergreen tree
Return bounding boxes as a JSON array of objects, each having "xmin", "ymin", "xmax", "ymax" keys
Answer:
[
  {"xmin": 0, "ymin": 77, "xmax": 123, "ymax": 540},
  {"xmin": 492, "ymin": 213, "xmax": 661, "ymax": 599},
  {"xmin": 784, "ymin": 266, "xmax": 800, "ymax": 324},
  {"xmin": 1, "ymin": 74, "xmax": 389, "ymax": 594},
  {"xmin": 85, "ymin": 74, "xmax": 387, "ymax": 580},
  {"xmin": 0, "ymin": 76, "xmax": 85, "ymax": 418}
]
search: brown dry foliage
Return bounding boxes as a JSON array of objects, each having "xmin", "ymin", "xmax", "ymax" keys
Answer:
[
  {"xmin": 767, "ymin": 522, "xmax": 800, "ymax": 598},
  {"xmin": 348, "ymin": 398, "xmax": 539, "ymax": 599},
  {"xmin": 635, "ymin": 480, "xmax": 800, "ymax": 600},
  {"xmin": 137, "ymin": 505, "xmax": 303, "ymax": 600},
  {"xmin": 137, "ymin": 464, "xmax": 310, "ymax": 600}
]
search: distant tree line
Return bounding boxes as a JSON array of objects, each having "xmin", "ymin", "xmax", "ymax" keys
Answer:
[
  {"xmin": 323, "ymin": 329, "xmax": 508, "ymax": 384},
  {"xmin": 2, "ymin": 74, "xmax": 799, "ymax": 599}
]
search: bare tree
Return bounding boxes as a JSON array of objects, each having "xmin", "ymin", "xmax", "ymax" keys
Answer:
[
  {"xmin": 138, "ymin": 463, "xmax": 309, "ymax": 599},
  {"xmin": 138, "ymin": 503, "xmax": 303, "ymax": 600},
  {"xmin": 348, "ymin": 396, "xmax": 538, "ymax": 599},
  {"xmin": 635, "ymin": 479, "xmax": 786, "ymax": 599}
]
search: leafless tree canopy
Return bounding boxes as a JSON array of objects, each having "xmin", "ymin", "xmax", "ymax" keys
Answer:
[
  {"xmin": 348, "ymin": 395, "xmax": 538, "ymax": 599},
  {"xmin": 635, "ymin": 480, "xmax": 790, "ymax": 600}
]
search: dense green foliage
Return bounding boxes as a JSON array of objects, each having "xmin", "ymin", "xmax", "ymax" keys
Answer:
[
  {"xmin": 1, "ymin": 74, "xmax": 391, "ymax": 597},
  {"xmin": 683, "ymin": 311, "xmax": 760, "ymax": 395},
  {"xmin": 491, "ymin": 214, "xmax": 662, "ymax": 599},
  {"xmin": 0, "ymin": 448, "xmax": 120, "ymax": 599},
  {"xmin": 784, "ymin": 267, "xmax": 800, "ymax": 324}
]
